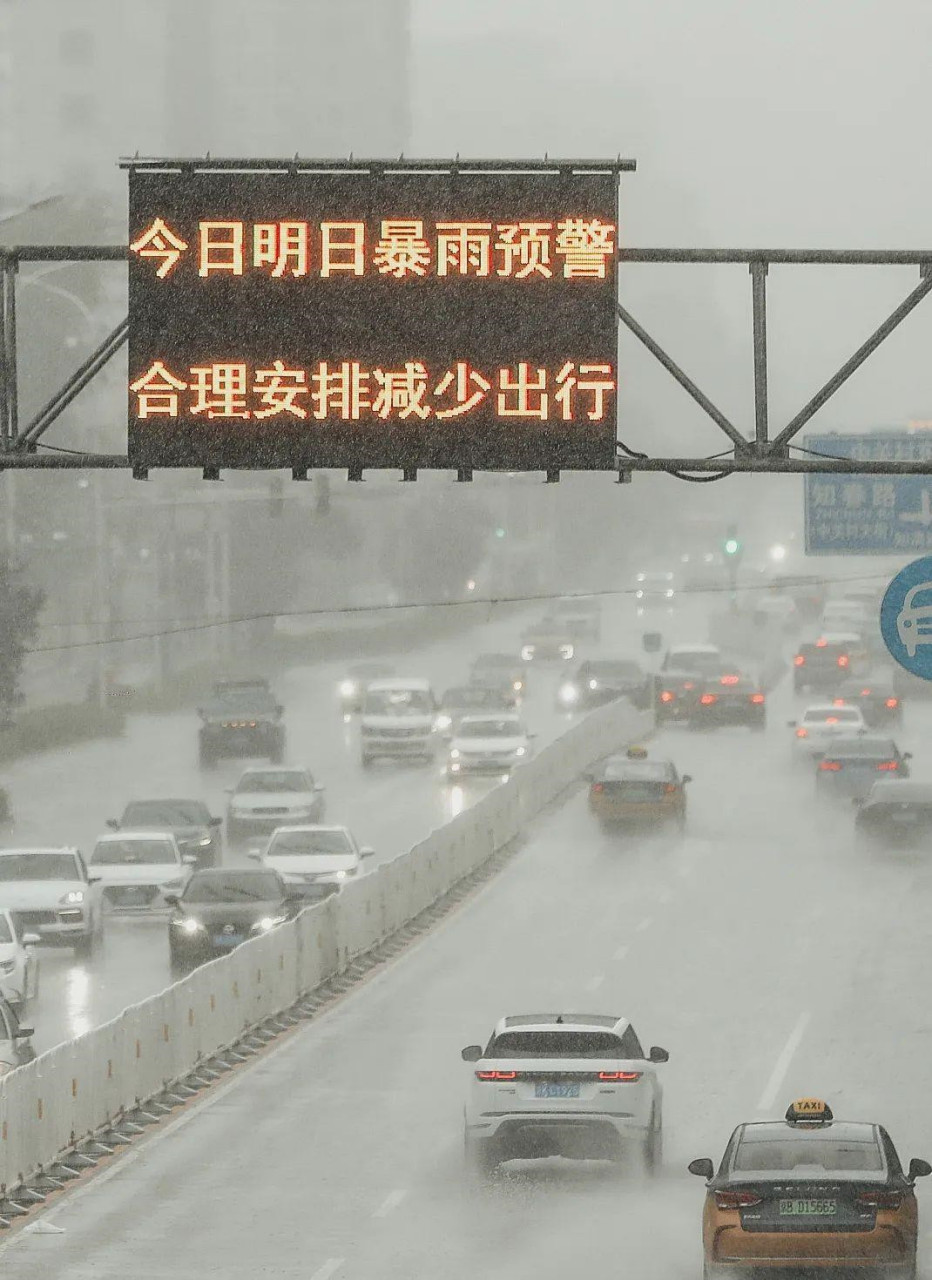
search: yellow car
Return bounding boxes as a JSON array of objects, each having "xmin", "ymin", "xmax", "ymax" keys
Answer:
[
  {"xmin": 689, "ymin": 1098, "xmax": 931, "ymax": 1277},
  {"xmin": 587, "ymin": 746, "xmax": 690, "ymax": 832}
]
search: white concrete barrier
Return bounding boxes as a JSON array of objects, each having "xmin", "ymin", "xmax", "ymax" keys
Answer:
[{"xmin": 0, "ymin": 699, "xmax": 651, "ymax": 1195}]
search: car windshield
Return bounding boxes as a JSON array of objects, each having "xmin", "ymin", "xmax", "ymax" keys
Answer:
[
  {"xmin": 0, "ymin": 853, "xmax": 78, "ymax": 881},
  {"xmin": 90, "ymin": 839, "xmax": 177, "ymax": 865},
  {"xmin": 236, "ymin": 772, "xmax": 311, "ymax": 793},
  {"xmin": 267, "ymin": 830, "xmax": 352, "ymax": 856},
  {"xmin": 0, "ymin": 917, "xmax": 13, "ymax": 944},
  {"xmin": 458, "ymin": 719, "xmax": 522, "ymax": 738},
  {"xmin": 486, "ymin": 1032, "xmax": 629, "ymax": 1058},
  {"xmin": 804, "ymin": 708, "xmax": 862, "ymax": 724},
  {"xmin": 603, "ymin": 761, "xmax": 671, "ymax": 782},
  {"xmin": 363, "ymin": 690, "xmax": 431, "ymax": 715},
  {"xmin": 122, "ymin": 801, "xmax": 209, "ymax": 826},
  {"xmin": 182, "ymin": 872, "xmax": 282, "ymax": 903},
  {"xmin": 733, "ymin": 1137, "xmax": 883, "ymax": 1174}
]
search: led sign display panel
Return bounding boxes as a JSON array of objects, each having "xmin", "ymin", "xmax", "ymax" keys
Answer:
[{"xmin": 127, "ymin": 164, "xmax": 620, "ymax": 473}]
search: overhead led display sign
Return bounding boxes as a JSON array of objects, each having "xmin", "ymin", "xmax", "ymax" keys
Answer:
[{"xmin": 125, "ymin": 160, "xmax": 624, "ymax": 474}]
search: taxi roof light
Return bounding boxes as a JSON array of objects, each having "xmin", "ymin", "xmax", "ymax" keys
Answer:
[
  {"xmin": 785, "ymin": 1097, "xmax": 833, "ymax": 1125},
  {"xmin": 626, "ymin": 745, "xmax": 648, "ymax": 758},
  {"xmin": 794, "ymin": 654, "xmax": 806, "ymax": 666}
]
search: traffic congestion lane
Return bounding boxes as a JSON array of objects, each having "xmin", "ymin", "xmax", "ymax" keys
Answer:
[
  {"xmin": 12, "ymin": 594, "xmax": 713, "ymax": 1054},
  {"xmin": 8, "ymin": 673, "xmax": 932, "ymax": 1279}
]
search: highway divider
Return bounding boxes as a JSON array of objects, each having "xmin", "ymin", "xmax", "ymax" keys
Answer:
[{"xmin": 0, "ymin": 699, "xmax": 651, "ymax": 1200}]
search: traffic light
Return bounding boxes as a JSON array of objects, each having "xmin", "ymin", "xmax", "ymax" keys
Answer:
[{"xmin": 723, "ymin": 525, "xmax": 742, "ymax": 559}]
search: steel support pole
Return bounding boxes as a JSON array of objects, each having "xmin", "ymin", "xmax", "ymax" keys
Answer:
[
  {"xmin": 4, "ymin": 259, "xmax": 17, "ymax": 444},
  {"xmin": 0, "ymin": 260, "xmax": 8, "ymax": 449},
  {"xmin": 750, "ymin": 260, "xmax": 769, "ymax": 450}
]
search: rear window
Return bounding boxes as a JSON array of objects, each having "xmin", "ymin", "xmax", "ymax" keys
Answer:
[
  {"xmin": 733, "ymin": 1137, "xmax": 883, "ymax": 1174},
  {"xmin": 603, "ymin": 761, "xmax": 671, "ymax": 782},
  {"xmin": 803, "ymin": 708, "xmax": 862, "ymax": 724},
  {"xmin": 831, "ymin": 738, "xmax": 896, "ymax": 758},
  {"xmin": 486, "ymin": 1029, "xmax": 641, "ymax": 1058}
]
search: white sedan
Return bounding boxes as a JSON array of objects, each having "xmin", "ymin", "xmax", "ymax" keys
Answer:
[
  {"xmin": 251, "ymin": 825, "xmax": 374, "ymax": 900},
  {"xmin": 788, "ymin": 703, "xmax": 866, "ymax": 759},
  {"xmin": 447, "ymin": 714, "xmax": 534, "ymax": 778},
  {"xmin": 0, "ymin": 910, "xmax": 39, "ymax": 1010},
  {"xmin": 89, "ymin": 831, "xmax": 196, "ymax": 912}
]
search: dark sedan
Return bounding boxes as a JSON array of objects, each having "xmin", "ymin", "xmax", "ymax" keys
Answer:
[
  {"xmin": 855, "ymin": 780, "xmax": 932, "ymax": 854},
  {"xmin": 832, "ymin": 676, "xmax": 903, "ymax": 728},
  {"xmin": 0, "ymin": 996, "xmax": 35, "ymax": 1074},
  {"xmin": 165, "ymin": 868, "xmax": 300, "ymax": 975},
  {"xmin": 688, "ymin": 673, "xmax": 766, "ymax": 731},
  {"xmin": 557, "ymin": 659, "xmax": 651, "ymax": 713},
  {"xmin": 816, "ymin": 735, "xmax": 911, "ymax": 800},
  {"xmin": 108, "ymin": 798, "xmax": 223, "ymax": 869}
]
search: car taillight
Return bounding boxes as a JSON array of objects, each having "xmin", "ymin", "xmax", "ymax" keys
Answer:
[
  {"xmin": 838, "ymin": 655, "xmax": 849, "ymax": 667},
  {"xmin": 750, "ymin": 693, "xmax": 765, "ymax": 704},
  {"xmin": 663, "ymin": 783, "xmax": 677, "ymax": 794},
  {"xmin": 591, "ymin": 782, "xmax": 604, "ymax": 793},
  {"xmin": 700, "ymin": 693, "xmax": 717, "ymax": 705},
  {"xmin": 856, "ymin": 1190, "xmax": 903, "ymax": 1210},
  {"xmin": 598, "ymin": 1071, "xmax": 642, "ymax": 1082},
  {"xmin": 886, "ymin": 697, "xmax": 899, "ymax": 708},
  {"xmin": 721, "ymin": 674, "xmax": 739, "ymax": 685},
  {"xmin": 820, "ymin": 760, "xmax": 841, "ymax": 771},
  {"xmin": 832, "ymin": 698, "xmax": 846, "ymax": 706},
  {"xmin": 816, "ymin": 637, "xmax": 828, "ymax": 648},
  {"xmin": 794, "ymin": 655, "xmax": 806, "ymax": 666},
  {"xmin": 714, "ymin": 1191, "xmax": 762, "ymax": 1209},
  {"xmin": 683, "ymin": 681, "xmax": 695, "ymax": 690},
  {"xmin": 825, "ymin": 716, "xmax": 839, "ymax": 724},
  {"xmin": 660, "ymin": 691, "xmax": 675, "ymax": 703},
  {"xmin": 796, "ymin": 727, "xmax": 808, "ymax": 738},
  {"xmin": 877, "ymin": 761, "xmax": 899, "ymax": 771},
  {"xmin": 861, "ymin": 688, "xmax": 872, "ymax": 697},
  {"xmin": 475, "ymin": 1070, "xmax": 517, "ymax": 1081}
]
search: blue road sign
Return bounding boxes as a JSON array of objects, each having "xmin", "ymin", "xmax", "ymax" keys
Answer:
[
  {"xmin": 805, "ymin": 432, "xmax": 932, "ymax": 554},
  {"xmin": 880, "ymin": 556, "xmax": 932, "ymax": 681}
]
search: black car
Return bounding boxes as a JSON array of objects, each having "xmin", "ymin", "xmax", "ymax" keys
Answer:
[
  {"xmin": 0, "ymin": 996, "xmax": 35, "ymax": 1072},
  {"xmin": 519, "ymin": 619, "xmax": 576, "ymax": 662},
  {"xmin": 338, "ymin": 662, "xmax": 395, "ymax": 715},
  {"xmin": 816, "ymin": 735, "xmax": 911, "ymax": 800},
  {"xmin": 107, "ymin": 798, "xmax": 223, "ymax": 869},
  {"xmin": 688, "ymin": 673, "xmax": 766, "ymax": 731},
  {"xmin": 793, "ymin": 639, "xmax": 858, "ymax": 694},
  {"xmin": 557, "ymin": 659, "xmax": 651, "ymax": 713},
  {"xmin": 470, "ymin": 654, "xmax": 527, "ymax": 698},
  {"xmin": 831, "ymin": 676, "xmax": 903, "ymax": 728},
  {"xmin": 197, "ymin": 679, "xmax": 286, "ymax": 768},
  {"xmin": 855, "ymin": 780, "xmax": 932, "ymax": 853},
  {"xmin": 166, "ymin": 868, "xmax": 300, "ymax": 974},
  {"xmin": 655, "ymin": 669, "xmax": 702, "ymax": 723}
]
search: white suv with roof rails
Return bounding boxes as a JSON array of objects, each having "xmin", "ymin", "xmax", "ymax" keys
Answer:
[{"xmin": 461, "ymin": 1013, "xmax": 668, "ymax": 1176}]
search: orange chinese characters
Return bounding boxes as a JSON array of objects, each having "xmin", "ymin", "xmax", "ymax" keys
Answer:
[
  {"xmin": 129, "ymin": 220, "xmax": 189, "ymax": 278},
  {"xmin": 199, "ymin": 222, "xmax": 246, "ymax": 277},
  {"xmin": 253, "ymin": 223, "xmax": 310, "ymax": 277},
  {"xmin": 495, "ymin": 222, "xmax": 553, "ymax": 278},
  {"xmin": 320, "ymin": 223, "xmax": 366, "ymax": 277},
  {"xmin": 436, "ymin": 223, "xmax": 493, "ymax": 277},
  {"xmin": 554, "ymin": 219, "xmax": 616, "ymax": 279},
  {"xmin": 311, "ymin": 362, "xmax": 370, "ymax": 419},
  {"xmin": 374, "ymin": 220, "xmax": 431, "ymax": 278},
  {"xmin": 189, "ymin": 364, "xmax": 251, "ymax": 418},
  {"xmin": 553, "ymin": 362, "xmax": 616, "ymax": 420},
  {"xmin": 129, "ymin": 361, "xmax": 188, "ymax": 417},
  {"xmin": 432, "ymin": 363, "xmax": 492, "ymax": 418},
  {"xmin": 253, "ymin": 361, "xmax": 308, "ymax": 419},
  {"xmin": 497, "ymin": 363, "xmax": 548, "ymax": 419},
  {"xmin": 372, "ymin": 363, "xmax": 431, "ymax": 419}
]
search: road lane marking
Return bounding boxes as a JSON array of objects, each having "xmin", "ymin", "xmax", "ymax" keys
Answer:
[
  {"xmin": 373, "ymin": 1189, "xmax": 407, "ymax": 1218},
  {"xmin": 310, "ymin": 1260, "xmax": 345, "ymax": 1280},
  {"xmin": 613, "ymin": 944, "xmax": 629, "ymax": 961},
  {"xmin": 756, "ymin": 1012, "xmax": 811, "ymax": 1112},
  {"xmin": 585, "ymin": 974, "xmax": 605, "ymax": 991},
  {"xmin": 635, "ymin": 916, "xmax": 653, "ymax": 933}
]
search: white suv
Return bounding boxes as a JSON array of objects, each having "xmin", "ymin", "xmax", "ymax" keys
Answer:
[
  {"xmin": 0, "ymin": 847, "xmax": 103, "ymax": 956},
  {"xmin": 789, "ymin": 703, "xmax": 866, "ymax": 759},
  {"xmin": 461, "ymin": 1013, "xmax": 668, "ymax": 1176}
]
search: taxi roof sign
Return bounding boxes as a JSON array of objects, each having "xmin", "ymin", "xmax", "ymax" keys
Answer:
[
  {"xmin": 785, "ymin": 1097, "xmax": 833, "ymax": 1125},
  {"xmin": 626, "ymin": 745, "xmax": 649, "ymax": 759}
]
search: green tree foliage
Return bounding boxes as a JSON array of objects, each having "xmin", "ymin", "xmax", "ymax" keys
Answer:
[{"xmin": 0, "ymin": 560, "xmax": 45, "ymax": 723}]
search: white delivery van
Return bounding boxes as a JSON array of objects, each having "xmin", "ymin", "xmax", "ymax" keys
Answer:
[{"xmin": 359, "ymin": 679, "xmax": 438, "ymax": 767}]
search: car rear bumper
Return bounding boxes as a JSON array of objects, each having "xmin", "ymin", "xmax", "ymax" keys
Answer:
[
  {"xmin": 591, "ymin": 799, "xmax": 682, "ymax": 825},
  {"xmin": 709, "ymin": 1224, "xmax": 911, "ymax": 1267},
  {"xmin": 467, "ymin": 1110, "xmax": 646, "ymax": 1157}
]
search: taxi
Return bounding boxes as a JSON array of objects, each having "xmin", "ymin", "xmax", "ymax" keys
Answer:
[
  {"xmin": 587, "ymin": 746, "xmax": 690, "ymax": 832},
  {"xmin": 689, "ymin": 1098, "xmax": 931, "ymax": 1277}
]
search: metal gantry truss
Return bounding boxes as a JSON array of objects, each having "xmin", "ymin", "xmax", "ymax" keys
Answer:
[{"xmin": 3, "ymin": 239, "xmax": 932, "ymax": 476}]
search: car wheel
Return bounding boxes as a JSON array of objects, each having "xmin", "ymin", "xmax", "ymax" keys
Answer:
[
  {"xmin": 464, "ymin": 1129, "xmax": 498, "ymax": 1178},
  {"xmin": 73, "ymin": 928, "xmax": 97, "ymax": 959},
  {"xmin": 644, "ymin": 1112, "xmax": 663, "ymax": 1176}
]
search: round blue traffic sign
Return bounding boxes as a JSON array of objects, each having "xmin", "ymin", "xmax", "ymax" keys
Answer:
[{"xmin": 880, "ymin": 555, "xmax": 932, "ymax": 680}]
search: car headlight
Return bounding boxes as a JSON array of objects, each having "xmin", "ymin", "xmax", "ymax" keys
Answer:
[
  {"xmin": 665, "ymin": 589, "xmax": 675, "ymax": 598},
  {"xmin": 588, "ymin": 679, "xmax": 598, "ymax": 690},
  {"xmin": 513, "ymin": 679, "xmax": 523, "ymax": 692},
  {"xmin": 196, "ymin": 836, "xmax": 212, "ymax": 847},
  {"xmin": 0, "ymin": 960, "xmax": 15, "ymax": 975},
  {"xmin": 449, "ymin": 748, "xmax": 461, "ymax": 760},
  {"xmin": 174, "ymin": 917, "xmax": 204, "ymax": 934},
  {"xmin": 636, "ymin": 589, "xmax": 644, "ymax": 599},
  {"xmin": 559, "ymin": 683, "xmax": 579, "ymax": 704},
  {"xmin": 59, "ymin": 889, "xmax": 84, "ymax": 906},
  {"xmin": 560, "ymin": 644, "xmax": 574, "ymax": 659},
  {"xmin": 515, "ymin": 746, "xmax": 527, "ymax": 757},
  {"xmin": 252, "ymin": 914, "xmax": 287, "ymax": 932},
  {"xmin": 339, "ymin": 679, "xmax": 357, "ymax": 698},
  {"xmin": 521, "ymin": 645, "xmax": 534, "ymax": 661},
  {"xmin": 334, "ymin": 870, "xmax": 348, "ymax": 881},
  {"xmin": 435, "ymin": 714, "xmax": 452, "ymax": 731}
]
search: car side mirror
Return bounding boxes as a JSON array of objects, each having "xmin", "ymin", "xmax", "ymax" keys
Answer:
[
  {"xmin": 681, "ymin": 775, "xmax": 692, "ymax": 784},
  {"xmin": 360, "ymin": 846, "xmax": 375, "ymax": 858},
  {"xmin": 208, "ymin": 816, "xmax": 223, "ymax": 827},
  {"xmin": 247, "ymin": 851, "xmax": 262, "ymax": 862},
  {"xmin": 87, "ymin": 875, "xmax": 102, "ymax": 885},
  {"xmin": 903, "ymin": 752, "xmax": 913, "ymax": 760},
  {"xmin": 688, "ymin": 1157, "xmax": 714, "ymax": 1179},
  {"xmin": 648, "ymin": 1045, "xmax": 669, "ymax": 1064},
  {"xmin": 461, "ymin": 1045, "xmax": 483, "ymax": 1062},
  {"xmin": 181, "ymin": 855, "xmax": 198, "ymax": 866},
  {"xmin": 105, "ymin": 818, "xmax": 119, "ymax": 830},
  {"xmin": 909, "ymin": 1158, "xmax": 932, "ymax": 1180},
  {"xmin": 14, "ymin": 1027, "xmax": 33, "ymax": 1039},
  {"xmin": 22, "ymin": 933, "xmax": 40, "ymax": 947}
]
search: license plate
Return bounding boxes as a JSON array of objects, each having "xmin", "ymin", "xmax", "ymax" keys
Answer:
[
  {"xmin": 213, "ymin": 934, "xmax": 242, "ymax": 947},
  {"xmin": 535, "ymin": 1082, "xmax": 580, "ymax": 1099},
  {"xmin": 779, "ymin": 1198, "xmax": 837, "ymax": 1217},
  {"xmin": 113, "ymin": 888, "xmax": 149, "ymax": 905}
]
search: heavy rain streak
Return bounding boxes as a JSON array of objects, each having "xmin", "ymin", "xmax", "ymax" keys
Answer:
[{"xmin": 2, "ymin": 2, "xmax": 932, "ymax": 1277}]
